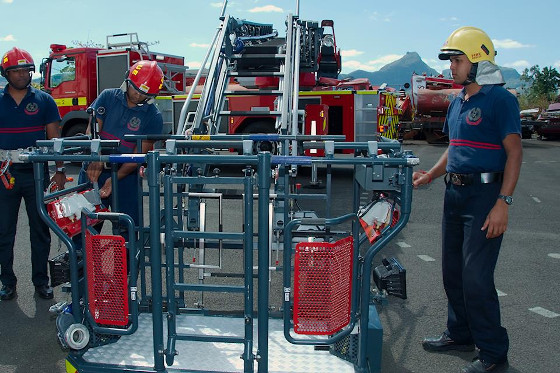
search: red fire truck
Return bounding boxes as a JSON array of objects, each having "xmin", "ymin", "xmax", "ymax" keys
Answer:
[
  {"xmin": 162, "ymin": 16, "xmax": 400, "ymax": 142},
  {"xmin": 41, "ymin": 28, "xmax": 400, "ymax": 145},
  {"xmin": 227, "ymin": 77, "xmax": 400, "ymax": 142},
  {"xmin": 40, "ymin": 33, "xmax": 187, "ymax": 137}
]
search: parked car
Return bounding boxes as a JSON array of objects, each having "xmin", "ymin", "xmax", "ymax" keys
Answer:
[{"xmin": 534, "ymin": 103, "xmax": 560, "ymax": 140}]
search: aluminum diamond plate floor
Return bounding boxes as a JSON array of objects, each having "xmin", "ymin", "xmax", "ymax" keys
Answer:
[{"xmin": 82, "ymin": 313, "xmax": 355, "ymax": 372}]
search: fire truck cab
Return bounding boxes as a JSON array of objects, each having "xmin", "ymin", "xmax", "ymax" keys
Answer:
[{"xmin": 40, "ymin": 33, "xmax": 187, "ymax": 137}]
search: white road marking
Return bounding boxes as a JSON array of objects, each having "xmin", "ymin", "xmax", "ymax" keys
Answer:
[
  {"xmin": 417, "ymin": 255, "xmax": 435, "ymax": 262},
  {"xmin": 532, "ymin": 196, "xmax": 541, "ymax": 203},
  {"xmin": 397, "ymin": 241, "xmax": 411, "ymax": 248},
  {"xmin": 496, "ymin": 289, "xmax": 507, "ymax": 297},
  {"xmin": 548, "ymin": 253, "xmax": 560, "ymax": 259},
  {"xmin": 529, "ymin": 307, "xmax": 560, "ymax": 318}
]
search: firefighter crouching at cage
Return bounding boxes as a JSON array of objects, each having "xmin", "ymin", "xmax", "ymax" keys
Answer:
[
  {"xmin": 412, "ymin": 27, "xmax": 522, "ymax": 373},
  {"xmin": 0, "ymin": 47, "xmax": 66, "ymax": 300},
  {"xmin": 78, "ymin": 60, "xmax": 164, "ymax": 234}
]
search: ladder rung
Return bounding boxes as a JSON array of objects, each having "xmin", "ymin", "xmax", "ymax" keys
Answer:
[
  {"xmin": 224, "ymin": 90, "xmax": 283, "ymax": 96},
  {"xmin": 231, "ymin": 54, "xmax": 286, "ymax": 59},
  {"xmin": 172, "ymin": 231, "xmax": 244, "ymax": 240},
  {"xmin": 219, "ymin": 111, "xmax": 281, "ymax": 116},
  {"xmin": 174, "ymin": 283, "xmax": 245, "ymax": 293},
  {"xmin": 229, "ymin": 71, "xmax": 284, "ymax": 77},
  {"xmin": 174, "ymin": 333, "xmax": 245, "ymax": 344}
]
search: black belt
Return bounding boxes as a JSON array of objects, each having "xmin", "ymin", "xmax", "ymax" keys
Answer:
[{"xmin": 445, "ymin": 172, "xmax": 503, "ymax": 186}]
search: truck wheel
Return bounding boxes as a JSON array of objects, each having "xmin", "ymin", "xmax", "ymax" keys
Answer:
[
  {"xmin": 241, "ymin": 121, "xmax": 277, "ymax": 154},
  {"xmin": 64, "ymin": 123, "xmax": 88, "ymax": 138}
]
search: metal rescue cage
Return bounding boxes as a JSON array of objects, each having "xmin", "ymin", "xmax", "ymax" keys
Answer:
[{"xmin": 22, "ymin": 135, "xmax": 418, "ymax": 373}]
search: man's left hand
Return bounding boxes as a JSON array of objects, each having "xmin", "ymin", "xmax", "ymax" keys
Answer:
[{"xmin": 481, "ymin": 202, "xmax": 509, "ymax": 239}]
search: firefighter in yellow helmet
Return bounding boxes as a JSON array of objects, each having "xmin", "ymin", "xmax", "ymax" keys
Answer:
[
  {"xmin": 414, "ymin": 27, "xmax": 522, "ymax": 373},
  {"xmin": 438, "ymin": 26, "xmax": 504, "ymax": 86}
]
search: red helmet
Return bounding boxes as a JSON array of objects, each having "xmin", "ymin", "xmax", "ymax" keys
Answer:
[
  {"xmin": 127, "ymin": 60, "xmax": 164, "ymax": 96},
  {"xmin": 1, "ymin": 47, "xmax": 35, "ymax": 77}
]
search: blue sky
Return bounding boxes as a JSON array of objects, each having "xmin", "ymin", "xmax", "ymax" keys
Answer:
[{"xmin": 1, "ymin": 0, "xmax": 559, "ymax": 78}]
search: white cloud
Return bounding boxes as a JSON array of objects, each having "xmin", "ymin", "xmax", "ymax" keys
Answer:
[
  {"xmin": 439, "ymin": 16, "xmax": 459, "ymax": 22},
  {"xmin": 343, "ymin": 60, "xmax": 376, "ymax": 72},
  {"xmin": 249, "ymin": 5, "xmax": 283, "ymax": 13},
  {"xmin": 492, "ymin": 39, "xmax": 532, "ymax": 49},
  {"xmin": 367, "ymin": 54, "xmax": 403, "ymax": 67},
  {"xmin": 344, "ymin": 54, "xmax": 402, "ymax": 72},
  {"xmin": 2, "ymin": 0, "xmax": 14, "ymax": 4},
  {"xmin": 554, "ymin": 60, "xmax": 560, "ymax": 69},
  {"xmin": 340, "ymin": 49, "xmax": 364, "ymax": 57},
  {"xmin": 503, "ymin": 60, "xmax": 531, "ymax": 70},
  {"xmin": 0, "ymin": 34, "xmax": 15, "ymax": 42},
  {"xmin": 186, "ymin": 61, "xmax": 202, "ymax": 69},
  {"xmin": 210, "ymin": 2, "xmax": 222, "ymax": 7},
  {"xmin": 190, "ymin": 43, "xmax": 210, "ymax": 48},
  {"xmin": 368, "ymin": 11, "xmax": 391, "ymax": 23},
  {"xmin": 426, "ymin": 58, "xmax": 449, "ymax": 75}
]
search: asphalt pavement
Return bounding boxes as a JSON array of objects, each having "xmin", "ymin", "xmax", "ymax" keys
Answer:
[{"xmin": 0, "ymin": 138, "xmax": 559, "ymax": 373}]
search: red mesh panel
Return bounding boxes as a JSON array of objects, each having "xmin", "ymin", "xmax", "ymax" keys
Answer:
[
  {"xmin": 293, "ymin": 236, "xmax": 353, "ymax": 335},
  {"xmin": 86, "ymin": 232, "xmax": 129, "ymax": 326}
]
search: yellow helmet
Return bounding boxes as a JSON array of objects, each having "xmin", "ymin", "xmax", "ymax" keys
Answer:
[{"xmin": 438, "ymin": 26, "xmax": 496, "ymax": 64}]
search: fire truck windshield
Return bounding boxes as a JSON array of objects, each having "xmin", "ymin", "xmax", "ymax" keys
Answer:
[{"xmin": 50, "ymin": 57, "xmax": 76, "ymax": 88}]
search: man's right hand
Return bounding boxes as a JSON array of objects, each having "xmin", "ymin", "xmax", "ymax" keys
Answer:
[
  {"xmin": 413, "ymin": 171, "xmax": 432, "ymax": 188},
  {"xmin": 86, "ymin": 162, "xmax": 104, "ymax": 183}
]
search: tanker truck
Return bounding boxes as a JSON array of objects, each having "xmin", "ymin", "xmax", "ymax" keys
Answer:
[{"xmin": 399, "ymin": 74, "xmax": 533, "ymax": 143}]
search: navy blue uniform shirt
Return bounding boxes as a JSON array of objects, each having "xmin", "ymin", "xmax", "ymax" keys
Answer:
[
  {"xmin": 92, "ymin": 89, "xmax": 163, "ymax": 153},
  {"xmin": 0, "ymin": 85, "xmax": 61, "ymax": 149},
  {"xmin": 443, "ymin": 84, "xmax": 521, "ymax": 174}
]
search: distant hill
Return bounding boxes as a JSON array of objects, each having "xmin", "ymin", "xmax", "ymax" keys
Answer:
[
  {"xmin": 341, "ymin": 52, "xmax": 438, "ymax": 87},
  {"xmin": 342, "ymin": 51, "xmax": 523, "ymax": 90}
]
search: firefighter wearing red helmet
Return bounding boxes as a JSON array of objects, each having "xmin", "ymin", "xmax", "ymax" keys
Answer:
[
  {"xmin": 414, "ymin": 27, "xmax": 522, "ymax": 373},
  {"xmin": 0, "ymin": 47, "xmax": 66, "ymax": 301},
  {"xmin": 126, "ymin": 60, "xmax": 164, "ymax": 98},
  {"xmin": 77, "ymin": 60, "xmax": 164, "ymax": 233}
]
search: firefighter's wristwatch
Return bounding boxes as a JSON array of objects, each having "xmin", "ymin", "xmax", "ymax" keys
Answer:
[
  {"xmin": 56, "ymin": 167, "xmax": 66, "ymax": 173},
  {"xmin": 498, "ymin": 194, "xmax": 513, "ymax": 205}
]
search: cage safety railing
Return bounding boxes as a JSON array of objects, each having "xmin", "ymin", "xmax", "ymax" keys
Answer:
[{"xmin": 22, "ymin": 134, "xmax": 418, "ymax": 373}]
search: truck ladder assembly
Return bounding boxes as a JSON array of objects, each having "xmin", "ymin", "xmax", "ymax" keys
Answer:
[{"xmin": 175, "ymin": 5, "xmax": 322, "ymax": 148}]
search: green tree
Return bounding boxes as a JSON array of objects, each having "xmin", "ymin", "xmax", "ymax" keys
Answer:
[{"xmin": 519, "ymin": 65, "xmax": 560, "ymax": 110}]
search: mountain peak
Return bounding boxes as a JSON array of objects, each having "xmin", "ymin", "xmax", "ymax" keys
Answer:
[
  {"xmin": 343, "ymin": 51, "xmax": 521, "ymax": 88},
  {"xmin": 345, "ymin": 52, "xmax": 439, "ymax": 86}
]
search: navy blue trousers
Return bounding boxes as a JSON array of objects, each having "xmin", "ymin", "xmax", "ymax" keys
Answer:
[
  {"xmin": 442, "ymin": 181, "xmax": 509, "ymax": 364},
  {"xmin": 0, "ymin": 167, "xmax": 51, "ymax": 287}
]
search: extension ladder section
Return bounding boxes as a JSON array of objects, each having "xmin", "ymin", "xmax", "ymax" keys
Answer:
[
  {"xmin": 161, "ymin": 167, "xmax": 257, "ymax": 371},
  {"xmin": 175, "ymin": 11, "xmax": 324, "ymax": 154}
]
